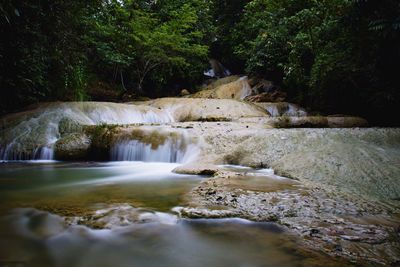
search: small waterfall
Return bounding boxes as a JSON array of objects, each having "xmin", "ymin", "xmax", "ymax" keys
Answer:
[
  {"xmin": 1, "ymin": 102, "xmax": 175, "ymax": 161},
  {"xmin": 262, "ymin": 103, "xmax": 308, "ymax": 117},
  {"xmin": 287, "ymin": 104, "xmax": 307, "ymax": 117},
  {"xmin": 204, "ymin": 59, "xmax": 231, "ymax": 78},
  {"xmin": 110, "ymin": 137, "xmax": 199, "ymax": 164},
  {"xmin": 239, "ymin": 76, "xmax": 252, "ymax": 100},
  {"xmin": 265, "ymin": 106, "xmax": 280, "ymax": 117}
]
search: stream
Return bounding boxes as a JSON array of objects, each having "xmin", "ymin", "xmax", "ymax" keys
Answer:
[{"xmin": 0, "ymin": 161, "xmax": 352, "ymax": 267}]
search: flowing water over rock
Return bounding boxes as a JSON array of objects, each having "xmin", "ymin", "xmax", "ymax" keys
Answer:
[
  {"xmin": 0, "ymin": 102, "xmax": 174, "ymax": 161},
  {"xmin": 0, "ymin": 162, "xmax": 353, "ymax": 267},
  {"xmin": 254, "ymin": 102, "xmax": 308, "ymax": 117},
  {"xmin": 1, "ymin": 99, "xmax": 399, "ymax": 266},
  {"xmin": 110, "ymin": 139, "xmax": 199, "ymax": 163}
]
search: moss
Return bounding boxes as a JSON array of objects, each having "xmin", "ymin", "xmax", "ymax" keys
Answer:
[
  {"xmin": 86, "ymin": 124, "xmax": 120, "ymax": 160},
  {"xmin": 54, "ymin": 133, "xmax": 91, "ymax": 160}
]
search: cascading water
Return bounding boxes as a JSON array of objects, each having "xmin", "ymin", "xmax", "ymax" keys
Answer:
[
  {"xmin": 263, "ymin": 103, "xmax": 307, "ymax": 117},
  {"xmin": 110, "ymin": 134, "xmax": 199, "ymax": 164},
  {"xmin": 238, "ymin": 76, "xmax": 252, "ymax": 100},
  {"xmin": 0, "ymin": 102, "xmax": 174, "ymax": 161}
]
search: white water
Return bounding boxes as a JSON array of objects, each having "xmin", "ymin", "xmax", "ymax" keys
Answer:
[
  {"xmin": 239, "ymin": 76, "xmax": 253, "ymax": 100},
  {"xmin": 0, "ymin": 102, "xmax": 174, "ymax": 161},
  {"xmin": 110, "ymin": 138, "xmax": 200, "ymax": 164},
  {"xmin": 264, "ymin": 103, "xmax": 307, "ymax": 117}
]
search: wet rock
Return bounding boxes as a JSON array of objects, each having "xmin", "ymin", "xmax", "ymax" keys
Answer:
[
  {"xmin": 55, "ymin": 133, "xmax": 91, "ymax": 160},
  {"xmin": 180, "ymin": 89, "xmax": 190, "ymax": 97},
  {"xmin": 192, "ymin": 77, "xmax": 252, "ymax": 100},
  {"xmin": 76, "ymin": 204, "xmax": 178, "ymax": 229},
  {"xmin": 182, "ymin": 169, "xmax": 400, "ymax": 265},
  {"xmin": 173, "ymin": 207, "xmax": 237, "ymax": 219},
  {"xmin": 58, "ymin": 117, "xmax": 85, "ymax": 136},
  {"xmin": 173, "ymin": 163, "xmax": 219, "ymax": 175}
]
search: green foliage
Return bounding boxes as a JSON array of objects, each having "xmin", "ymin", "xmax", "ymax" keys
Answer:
[
  {"xmin": 0, "ymin": 0, "xmax": 213, "ymax": 112},
  {"xmin": 0, "ymin": 0, "xmax": 399, "ymax": 124},
  {"xmin": 88, "ymin": 0, "xmax": 211, "ymax": 95},
  {"xmin": 228, "ymin": 0, "xmax": 400, "ymax": 124}
]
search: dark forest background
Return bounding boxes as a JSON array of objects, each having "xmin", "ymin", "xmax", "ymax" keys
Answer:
[{"xmin": 1, "ymin": 0, "xmax": 399, "ymax": 125}]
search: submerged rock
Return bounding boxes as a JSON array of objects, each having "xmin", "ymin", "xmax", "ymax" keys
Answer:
[{"xmin": 76, "ymin": 204, "xmax": 178, "ymax": 229}]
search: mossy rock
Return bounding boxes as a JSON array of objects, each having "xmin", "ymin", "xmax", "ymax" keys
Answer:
[
  {"xmin": 58, "ymin": 118, "xmax": 85, "ymax": 136},
  {"xmin": 86, "ymin": 124, "xmax": 120, "ymax": 160},
  {"xmin": 55, "ymin": 133, "xmax": 91, "ymax": 160}
]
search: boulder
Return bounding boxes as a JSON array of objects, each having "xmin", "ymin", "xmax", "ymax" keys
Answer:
[
  {"xmin": 55, "ymin": 133, "xmax": 91, "ymax": 160},
  {"xmin": 192, "ymin": 76, "xmax": 252, "ymax": 100}
]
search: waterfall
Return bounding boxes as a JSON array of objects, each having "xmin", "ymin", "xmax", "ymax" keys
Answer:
[
  {"xmin": 239, "ymin": 76, "xmax": 253, "ymax": 100},
  {"xmin": 262, "ymin": 103, "xmax": 308, "ymax": 117},
  {"xmin": 1, "ymin": 102, "xmax": 174, "ymax": 161},
  {"xmin": 110, "ymin": 137, "xmax": 199, "ymax": 164},
  {"xmin": 204, "ymin": 59, "xmax": 231, "ymax": 78}
]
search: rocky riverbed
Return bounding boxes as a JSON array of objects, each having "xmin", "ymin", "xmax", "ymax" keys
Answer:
[{"xmin": 1, "ymin": 95, "xmax": 399, "ymax": 266}]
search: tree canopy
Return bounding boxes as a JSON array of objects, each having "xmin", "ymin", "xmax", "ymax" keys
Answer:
[{"xmin": 1, "ymin": 0, "xmax": 399, "ymax": 124}]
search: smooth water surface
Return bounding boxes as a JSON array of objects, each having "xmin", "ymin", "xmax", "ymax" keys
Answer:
[
  {"xmin": 0, "ymin": 161, "xmax": 201, "ymax": 214},
  {"xmin": 0, "ymin": 162, "xmax": 352, "ymax": 267}
]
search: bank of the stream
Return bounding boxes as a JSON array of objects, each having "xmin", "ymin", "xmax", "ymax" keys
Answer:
[{"xmin": 0, "ymin": 96, "xmax": 399, "ymax": 266}]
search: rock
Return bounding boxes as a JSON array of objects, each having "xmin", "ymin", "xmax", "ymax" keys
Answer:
[
  {"xmin": 58, "ymin": 117, "xmax": 85, "ymax": 135},
  {"xmin": 139, "ymin": 98, "xmax": 270, "ymax": 122},
  {"xmin": 327, "ymin": 116, "xmax": 368, "ymax": 128},
  {"xmin": 180, "ymin": 89, "xmax": 190, "ymax": 97},
  {"xmin": 244, "ymin": 91, "xmax": 287, "ymax": 102},
  {"xmin": 266, "ymin": 116, "xmax": 368, "ymax": 128},
  {"xmin": 182, "ymin": 168, "xmax": 399, "ymax": 265},
  {"xmin": 192, "ymin": 76, "xmax": 253, "ymax": 100},
  {"xmin": 55, "ymin": 133, "xmax": 91, "ymax": 160},
  {"xmin": 173, "ymin": 163, "xmax": 219, "ymax": 175},
  {"xmin": 200, "ymin": 76, "xmax": 241, "ymax": 91},
  {"xmin": 76, "ymin": 204, "xmax": 178, "ymax": 229}
]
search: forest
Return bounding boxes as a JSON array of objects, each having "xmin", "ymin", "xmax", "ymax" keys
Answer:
[{"xmin": 1, "ymin": 0, "xmax": 399, "ymax": 125}]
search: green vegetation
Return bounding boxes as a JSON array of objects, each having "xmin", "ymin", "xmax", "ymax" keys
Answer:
[{"xmin": 1, "ymin": 0, "xmax": 399, "ymax": 124}]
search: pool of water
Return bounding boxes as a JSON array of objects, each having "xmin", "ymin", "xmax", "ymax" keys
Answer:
[
  {"xmin": 0, "ymin": 161, "xmax": 202, "ymax": 214},
  {"xmin": 0, "ymin": 162, "xmax": 353, "ymax": 267}
]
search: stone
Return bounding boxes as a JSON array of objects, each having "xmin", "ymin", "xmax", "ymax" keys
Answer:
[
  {"xmin": 138, "ymin": 98, "xmax": 270, "ymax": 122},
  {"xmin": 192, "ymin": 76, "xmax": 253, "ymax": 100},
  {"xmin": 55, "ymin": 133, "xmax": 91, "ymax": 160},
  {"xmin": 180, "ymin": 89, "xmax": 190, "ymax": 96}
]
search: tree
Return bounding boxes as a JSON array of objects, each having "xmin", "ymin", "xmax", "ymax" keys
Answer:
[{"xmin": 229, "ymin": 0, "xmax": 400, "ymax": 124}]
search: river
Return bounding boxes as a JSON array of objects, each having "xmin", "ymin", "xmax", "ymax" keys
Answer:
[{"xmin": 0, "ymin": 161, "xmax": 351, "ymax": 267}]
